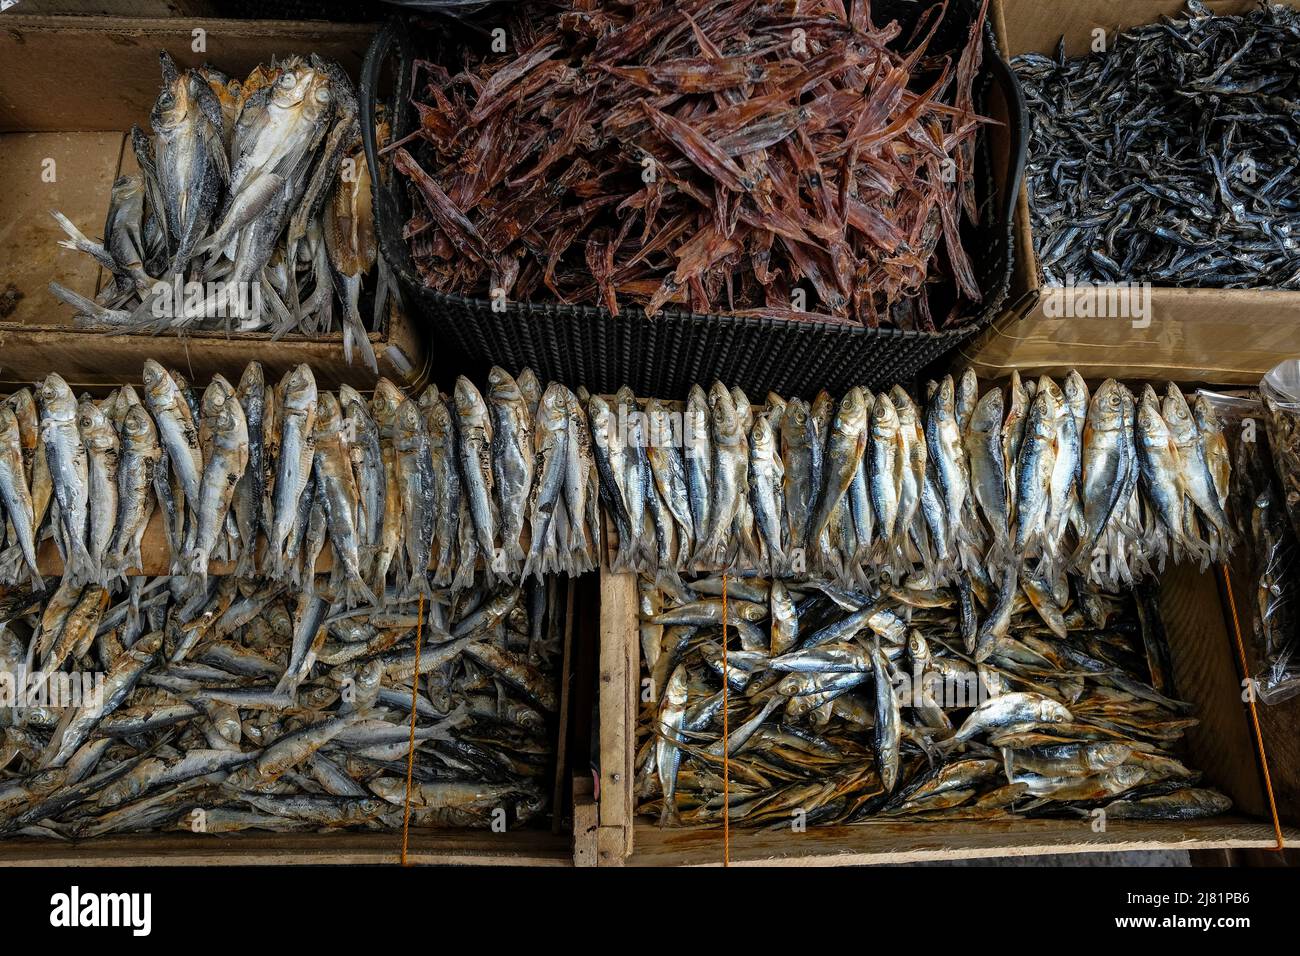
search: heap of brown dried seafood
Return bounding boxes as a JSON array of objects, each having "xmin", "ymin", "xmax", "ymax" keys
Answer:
[
  {"xmin": 393, "ymin": 0, "xmax": 993, "ymax": 328},
  {"xmin": 636, "ymin": 573, "xmax": 1230, "ymax": 827}
]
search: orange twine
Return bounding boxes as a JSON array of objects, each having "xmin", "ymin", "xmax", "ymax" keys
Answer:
[
  {"xmin": 721, "ymin": 573, "xmax": 730, "ymax": 867},
  {"xmin": 1221, "ymin": 564, "xmax": 1285, "ymax": 851},
  {"xmin": 401, "ymin": 591, "xmax": 426, "ymax": 865}
]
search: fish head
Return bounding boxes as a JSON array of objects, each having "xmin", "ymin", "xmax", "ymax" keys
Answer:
[
  {"xmin": 5, "ymin": 387, "xmax": 36, "ymax": 422},
  {"xmin": 1136, "ymin": 389, "xmax": 1169, "ymax": 443},
  {"xmin": 587, "ymin": 394, "xmax": 612, "ymax": 433},
  {"xmin": 141, "ymin": 359, "xmax": 175, "ymax": 404},
  {"xmin": 1037, "ymin": 697, "xmax": 1073, "ymax": 723},
  {"xmin": 1086, "ymin": 379, "xmax": 1124, "ymax": 431},
  {"xmin": 339, "ymin": 382, "xmax": 364, "ymax": 411},
  {"xmin": 810, "ymin": 389, "xmax": 834, "ymax": 426},
  {"xmin": 1192, "ymin": 394, "xmax": 1222, "ymax": 435},
  {"xmin": 838, "ymin": 386, "xmax": 869, "ymax": 430},
  {"xmin": 424, "ymin": 393, "xmax": 453, "ymax": 439},
  {"xmin": 1064, "ymin": 370, "xmax": 1088, "ymax": 413},
  {"xmin": 151, "ymin": 52, "xmax": 195, "ymax": 133},
  {"xmin": 516, "ymin": 367, "xmax": 540, "ymax": 401},
  {"xmin": 888, "ymin": 384, "xmax": 913, "ymax": 415},
  {"xmin": 1088, "ymin": 743, "xmax": 1132, "ymax": 770},
  {"xmin": 1107, "ymin": 765, "xmax": 1147, "ymax": 790},
  {"xmin": 453, "ymin": 376, "xmax": 487, "ymax": 422},
  {"xmin": 870, "ymin": 392, "xmax": 899, "ymax": 437},
  {"xmin": 372, "ymin": 378, "xmax": 406, "ymax": 424},
  {"xmin": 314, "ymin": 392, "xmax": 342, "ymax": 433},
  {"xmin": 970, "ymin": 387, "xmax": 1003, "ymax": 434},
  {"xmin": 38, "ymin": 374, "xmax": 76, "ymax": 417},
  {"xmin": 907, "ymin": 629, "xmax": 930, "ymax": 663},
  {"xmin": 1161, "ymin": 383, "xmax": 1195, "ymax": 438},
  {"xmin": 0, "ymin": 407, "xmax": 19, "ymax": 445},
  {"xmin": 396, "ymin": 397, "xmax": 423, "ymax": 436},
  {"xmin": 750, "ymin": 412, "xmax": 776, "ymax": 453},
  {"xmin": 933, "ymin": 374, "xmax": 955, "ymax": 412},
  {"xmin": 1028, "ymin": 388, "xmax": 1060, "ymax": 439},
  {"xmin": 77, "ymin": 400, "xmax": 114, "ymax": 447},
  {"xmin": 201, "ymin": 377, "xmax": 234, "ymax": 420},
  {"xmin": 779, "ymin": 397, "xmax": 809, "ymax": 445},
  {"xmin": 237, "ymin": 361, "xmax": 265, "ymax": 397},
  {"xmin": 487, "ymin": 365, "xmax": 522, "ymax": 402},
  {"xmin": 539, "ymin": 384, "xmax": 568, "ymax": 431},
  {"xmin": 729, "ymin": 385, "xmax": 751, "ymax": 420},
  {"xmin": 707, "ymin": 382, "xmax": 738, "ymax": 434},
  {"xmin": 515, "ymin": 790, "xmax": 547, "ymax": 824},
  {"xmin": 121, "ymin": 404, "xmax": 157, "ymax": 445},
  {"xmin": 281, "ymin": 364, "xmax": 317, "ymax": 411}
]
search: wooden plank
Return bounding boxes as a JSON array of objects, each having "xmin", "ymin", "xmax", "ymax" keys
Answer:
[
  {"xmin": 0, "ymin": 305, "xmax": 424, "ymax": 392},
  {"xmin": 0, "ymin": 829, "xmax": 571, "ymax": 867},
  {"xmin": 0, "ymin": 131, "xmax": 122, "ymax": 329},
  {"xmin": 627, "ymin": 817, "xmax": 1296, "ymax": 867},
  {"xmin": 0, "ymin": 16, "xmax": 377, "ymax": 133},
  {"xmin": 551, "ymin": 577, "xmax": 576, "ymax": 835},
  {"xmin": 572, "ymin": 775, "xmax": 598, "ymax": 867},
  {"xmin": 597, "ymin": 568, "xmax": 638, "ymax": 863}
]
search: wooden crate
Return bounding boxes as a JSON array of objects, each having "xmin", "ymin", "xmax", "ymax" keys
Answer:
[
  {"xmin": 3, "ymin": 531, "xmax": 578, "ymax": 867},
  {"xmin": 0, "ymin": 15, "xmax": 425, "ymax": 390},
  {"xmin": 588, "ymin": 562, "xmax": 1298, "ymax": 865}
]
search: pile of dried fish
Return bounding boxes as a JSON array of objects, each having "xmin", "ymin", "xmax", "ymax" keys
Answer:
[
  {"xmin": 0, "ymin": 362, "xmax": 598, "ymax": 593},
  {"xmin": 596, "ymin": 370, "xmax": 1234, "ymax": 588},
  {"xmin": 1212, "ymin": 387, "xmax": 1300, "ymax": 704},
  {"xmin": 636, "ymin": 573, "xmax": 1230, "ymax": 826},
  {"xmin": 1017, "ymin": 1, "xmax": 1300, "ymax": 288},
  {"xmin": 393, "ymin": 0, "xmax": 993, "ymax": 328},
  {"xmin": 0, "ymin": 576, "xmax": 559, "ymax": 837},
  {"xmin": 49, "ymin": 52, "xmax": 389, "ymax": 369},
  {"xmin": 1262, "ymin": 360, "xmax": 1300, "ymax": 546}
]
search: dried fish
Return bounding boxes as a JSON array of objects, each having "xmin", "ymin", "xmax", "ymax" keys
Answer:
[{"xmin": 393, "ymin": 0, "xmax": 992, "ymax": 329}]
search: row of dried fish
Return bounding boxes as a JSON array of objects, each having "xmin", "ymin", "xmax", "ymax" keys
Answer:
[
  {"xmin": 0, "ymin": 362, "xmax": 598, "ymax": 594},
  {"xmin": 394, "ymin": 0, "xmax": 992, "ymax": 328},
  {"xmin": 0, "ymin": 575, "xmax": 559, "ymax": 837},
  {"xmin": 597, "ymin": 370, "xmax": 1233, "ymax": 588},
  {"xmin": 1017, "ymin": 1, "xmax": 1300, "ymax": 288},
  {"xmin": 49, "ymin": 52, "xmax": 387, "ymax": 369},
  {"xmin": 637, "ymin": 572, "xmax": 1229, "ymax": 827}
]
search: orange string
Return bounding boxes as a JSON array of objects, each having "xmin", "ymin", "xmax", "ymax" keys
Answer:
[
  {"xmin": 401, "ymin": 591, "xmax": 426, "ymax": 866},
  {"xmin": 721, "ymin": 573, "xmax": 730, "ymax": 868},
  {"xmin": 1220, "ymin": 564, "xmax": 1284, "ymax": 851}
]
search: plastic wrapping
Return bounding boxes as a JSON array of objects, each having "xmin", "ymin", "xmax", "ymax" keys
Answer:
[
  {"xmin": 1261, "ymin": 359, "xmax": 1300, "ymax": 546},
  {"xmin": 1201, "ymin": 387, "xmax": 1300, "ymax": 704}
]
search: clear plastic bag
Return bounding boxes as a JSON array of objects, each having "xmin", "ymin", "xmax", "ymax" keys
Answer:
[
  {"xmin": 1200, "ymin": 387, "xmax": 1300, "ymax": 704},
  {"xmin": 1261, "ymin": 359, "xmax": 1300, "ymax": 547}
]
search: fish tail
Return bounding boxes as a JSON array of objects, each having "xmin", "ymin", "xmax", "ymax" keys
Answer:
[{"xmin": 345, "ymin": 573, "xmax": 382, "ymax": 609}]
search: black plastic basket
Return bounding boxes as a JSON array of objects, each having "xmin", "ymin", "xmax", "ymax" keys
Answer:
[{"xmin": 362, "ymin": 1, "xmax": 1027, "ymax": 398}]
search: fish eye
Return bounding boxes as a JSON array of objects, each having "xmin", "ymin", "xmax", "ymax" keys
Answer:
[
  {"xmin": 279, "ymin": 72, "xmax": 297, "ymax": 89},
  {"xmin": 316, "ymin": 88, "xmax": 331, "ymax": 104}
]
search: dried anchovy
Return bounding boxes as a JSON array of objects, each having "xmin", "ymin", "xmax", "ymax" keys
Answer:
[
  {"xmin": 636, "ymin": 572, "xmax": 1228, "ymax": 827},
  {"xmin": 393, "ymin": 0, "xmax": 993, "ymax": 329},
  {"xmin": 1017, "ymin": 0, "xmax": 1300, "ymax": 288}
]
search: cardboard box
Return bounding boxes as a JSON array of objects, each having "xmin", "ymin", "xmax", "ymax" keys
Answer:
[
  {"xmin": 963, "ymin": 0, "xmax": 1300, "ymax": 386},
  {"xmin": 0, "ymin": 14, "xmax": 425, "ymax": 389}
]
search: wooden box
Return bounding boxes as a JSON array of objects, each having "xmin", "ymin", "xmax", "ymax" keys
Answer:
[
  {"xmin": 589, "ymin": 562, "xmax": 1297, "ymax": 865},
  {"xmin": 0, "ymin": 14, "xmax": 425, "ymax": 390}
]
